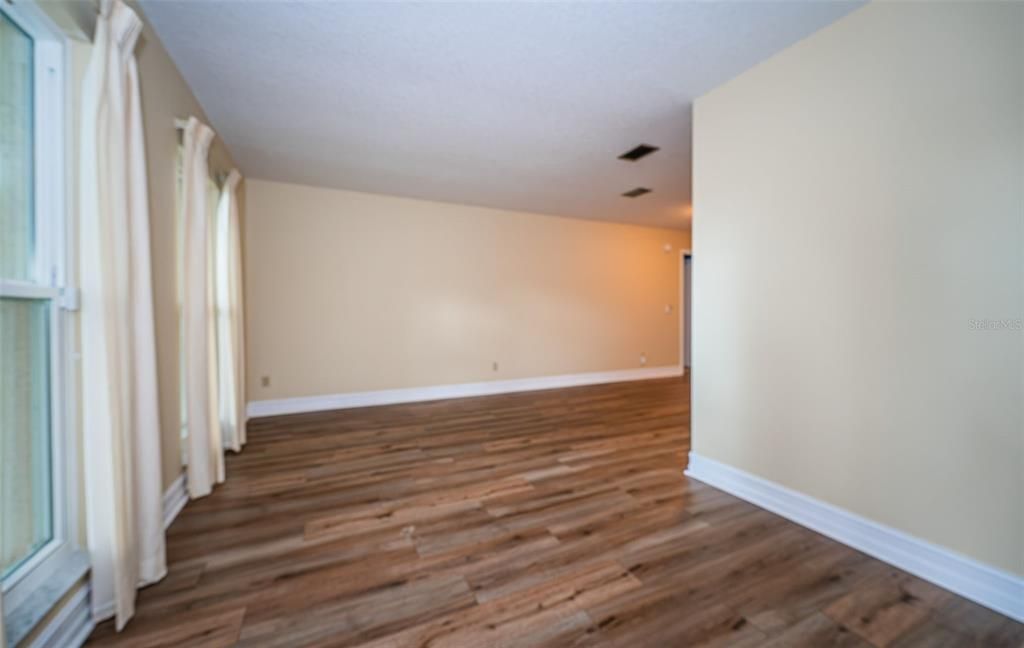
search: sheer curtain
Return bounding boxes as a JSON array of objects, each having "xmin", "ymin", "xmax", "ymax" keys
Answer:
[
  {"xmin": 216, "ymin": 170, "xmax": 247, "ymax": 452},
  {"xmin": 180, "ymin": 117, "xmax": 224, "ymax": 497},
  {"xmin": 79, "ymin": 0, "xmax": 166, "ymax": 628}
]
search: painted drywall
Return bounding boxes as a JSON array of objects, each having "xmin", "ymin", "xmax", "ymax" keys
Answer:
[
  {"xmin": 245, "ymin": 179, "xmax": 690, "ymax": 400},
  {"xmin": 692, "ymin": 1, "xmax": 1023, "ymax": 575}
]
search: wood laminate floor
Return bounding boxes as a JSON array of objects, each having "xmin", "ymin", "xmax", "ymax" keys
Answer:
[{"xmin": 88, "ymin": 375, "xmax": 1023, "ymax": 647}]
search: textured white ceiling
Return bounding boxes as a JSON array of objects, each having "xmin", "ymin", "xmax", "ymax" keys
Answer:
[{"xmin": 141, "ymin": 1, "xmax": 862, "ymax": 230}]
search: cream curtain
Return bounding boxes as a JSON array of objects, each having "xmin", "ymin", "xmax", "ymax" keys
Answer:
[
  {"xmin": 181, "ymin": 117, "xmax": 225, "ymax": 496},
  {"xmin": 216, "ymin": 170, "xmax": 247, "ymax": 452},
  {"xmin": 79, "ymin": 0, "xmax": 166, "ymax": 628}
]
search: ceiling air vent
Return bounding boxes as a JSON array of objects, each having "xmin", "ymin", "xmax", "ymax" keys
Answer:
[
  {"xmin": 622, "ymin": 187, "xmax": 652, "ymax": 198},
  {"xmin": 618, "ymin": 144, "xmax": 659, "ymax": 161}
]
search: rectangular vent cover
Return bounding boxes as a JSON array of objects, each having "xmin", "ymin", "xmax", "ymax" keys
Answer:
[
  {"xmin": 618, "ymin": 144, "xmax": 659, "ymax": 161},
  {"xmin": 622, "ymin": 187, "xmax": 652, "ymax": 198}
]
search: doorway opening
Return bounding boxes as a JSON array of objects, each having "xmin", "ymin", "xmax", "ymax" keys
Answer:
[{"xmin": 681, "ymin": 250, "xmax": 692, "ymax": 374}]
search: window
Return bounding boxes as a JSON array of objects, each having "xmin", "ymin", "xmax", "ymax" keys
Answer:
[
  {"xmin": 0, "ymin": 3, "xmax": 84, "ymax": 643},
  {"xmin": 0, "ymin": 9, "xmax": 50, "ymax": 579},
  {"xmin": 213, "ymin": 177, "xmax": 236, "ymax": 444},
  {"xmin": 176, "ymin": 144, "xmax": 188, "ymax": 462}
]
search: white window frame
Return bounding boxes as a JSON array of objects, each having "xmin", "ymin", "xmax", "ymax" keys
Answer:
[{"xmin": 0, "ymin": 1, "xmax": 86, "ymax": 644}]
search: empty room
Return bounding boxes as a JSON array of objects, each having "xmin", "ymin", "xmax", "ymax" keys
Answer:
[{"xmin": 1, "ymin": 0, "xmax": 1022, "ymax": 646}]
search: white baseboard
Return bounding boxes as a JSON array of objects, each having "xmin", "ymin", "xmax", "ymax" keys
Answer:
[
  {"xmin": 162, "ymin": 472, "xmax": 188, "ymax": 530},
  {"xmin": 247, "ymin": 365, "xmax": 683, "ymax": 418},
  {"xmin": 91, "ymin": 596, "xmax": 115, "ymax": 623},
  {"xmin": 685, "ymin": 453, "xmax": 1024, "ymax": 623},
  {"xmin": 28, "ymin": 582, "xmax": 94, "ymax": 648}
]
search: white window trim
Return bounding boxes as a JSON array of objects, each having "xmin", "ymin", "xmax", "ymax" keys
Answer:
[{"xmin": 1, "ymin": 2, "xmax": 87, "ymax": 645}]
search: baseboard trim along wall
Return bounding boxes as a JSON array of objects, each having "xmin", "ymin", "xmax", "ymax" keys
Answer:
[
  {"xmin": 247, "ymin": 365, "xmax": 683, "ymax": 418},
  {"xmin": 27, "ymin": 583, "xmax": 93, "ymax": 648},
  {"xmin": 162, "ymin": 472, "xmax": 188, "ymax": 530},
  {"xmin": 685, "ymin": 453, "xmax": 1024, "ymax": 623}
]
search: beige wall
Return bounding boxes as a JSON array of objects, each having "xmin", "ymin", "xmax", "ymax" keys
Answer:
[
  {"xmin": 693, "ymin": 2, "xmax": 1023, "ymax": 575},
  {"xmin": 245, "ymin": 179, "xmax": 690, "ymax": 400}
]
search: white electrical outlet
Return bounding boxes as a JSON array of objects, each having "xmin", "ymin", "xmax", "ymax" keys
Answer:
[
  {"xmin": 640, "ymin": 353, "xmax": 647, "ymax": 366},
  {"xmin": 664, "ymin": 304, "xmax": 673, "ymax": 314}
]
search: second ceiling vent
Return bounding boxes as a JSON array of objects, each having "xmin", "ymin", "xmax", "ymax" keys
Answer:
[
  {"xmin": 618, "ymin": 144, "xmax": 659, "ymax": 161},
  {"xmin": 622, "ymin": 187, "xmax": 652, "ymax": 198}
]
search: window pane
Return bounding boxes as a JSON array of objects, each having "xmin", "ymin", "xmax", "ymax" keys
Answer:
[
  {"xmin": 0, "ymin": 297, "xmax": 52, "ymax": 578},
  {"xmin": 0, "ymin": 12, "xmax": 34, "ymax": 281},
  {"xmin": 176, "ymin": 147, "xmax": 188, "ymax": 461}
]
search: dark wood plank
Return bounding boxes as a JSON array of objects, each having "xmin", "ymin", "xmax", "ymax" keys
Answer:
[{"xmin": 86, "ymin": 374, "xmax": 1022, "ymax": 647}]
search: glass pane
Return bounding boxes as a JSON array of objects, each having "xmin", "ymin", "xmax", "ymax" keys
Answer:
[
  {"xmin": 0, "ymin": 12, "xmax": 34, "ymax": 281},
  {"xmin": 176, "ymin": 147, "xmax": 188, "ymax": 461},
  {"xmin": 0, "ymin": 297, "xmax": 52, "ymax": 578},
  {"xmin": 214, "ymin": 188, "xmax": 236, "ymax": 444}
]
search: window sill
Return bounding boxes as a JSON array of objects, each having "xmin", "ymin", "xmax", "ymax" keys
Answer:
[{"xmin": 4, "ymin": 548, "xmax": 89, "ymax": 647}]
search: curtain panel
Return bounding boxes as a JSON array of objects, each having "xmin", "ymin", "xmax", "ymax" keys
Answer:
[
  {"xmin": 79, "ymin": 0, "xmax": 166, "ymax": 628},
  {"xmin": 216, "ymin": 170, "xmax": 247, "ymax": 452},
  {"xmin": 180, "ymin": 117, "xmax": 225, "ymax": 496}
]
